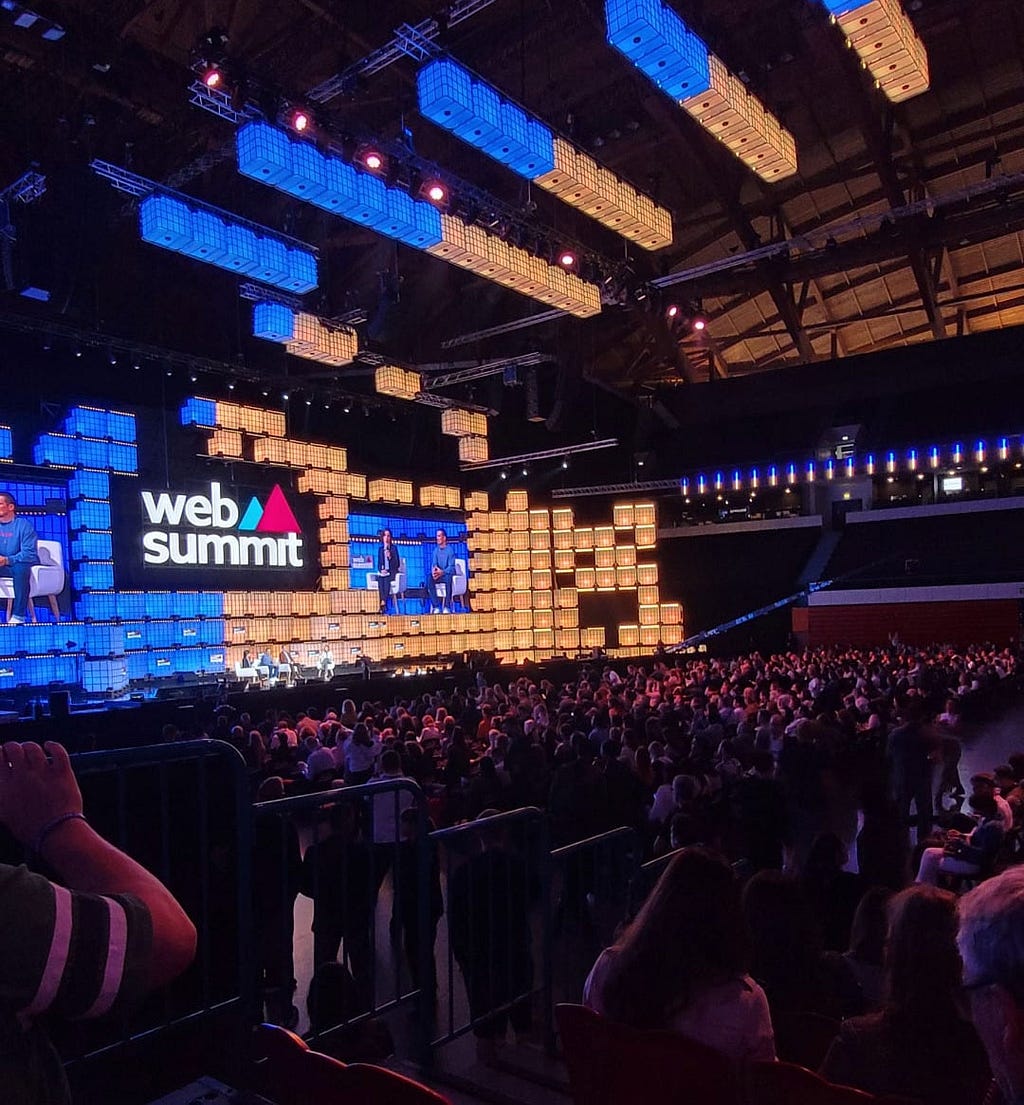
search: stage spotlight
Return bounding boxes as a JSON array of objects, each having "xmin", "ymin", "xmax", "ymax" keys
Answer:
[
  {"xmin": 561, "ymin": 456, "xmax": 569, "ymax": 469},
  {"xmin": 305, "ymin": 397, "xmax": 312, "ymax": 406},
  {"xmin": 521, "ymin": 465, "xmax": 529, "ymax": 476},
  {"xmin": 287, "ymin": 107, "xmax": 311, "ymax": 134},
  {"xmin": 422, "ymin": 180, "xmax": 448, "ymax": 205},
  {"xmin": 281, "ymin": 391, "xmax": 290, "ymax": 401},
  {"xmin": 360, "ymin": 147, "xmax": 385, "ymax": 172},
  {"xmin": 190, "ymin": 373, "xmax": 198, "ymax": 383},
  {"xmin": 666, "ymin": 304, "xmax": 679, "ymax": 319},
  {"xmin": 132, "ymin": 361, "xmax": 141, "ymax": 371},
  {"xmin": 500, "ymin": 469, "xmax": 508, "ymax": 480},
  {"xmin": 558, "ymin": 250, "xmax": 576, "ymax": 268},
  {"xmin": 692, "ymin": 316, "xmax": 707, "ymax": 331},
  {"xmin": 343, "ymin": 403, "xmax": 351, "ymax": 414},
  {"xmin": 74, "ymin": 347, "xmax": 82, "ymax": 358},
  {"xmin": 201, "ymin": 65, "xmax": 223, "ymax": 89},
  {"xmin": 227, "ymin": 380, "xmax": 236, "ymax": 390}
]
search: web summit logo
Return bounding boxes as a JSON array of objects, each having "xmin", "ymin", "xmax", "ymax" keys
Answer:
[{"xmin": 141, "ymin": 481, "xmax": 305, "ymax": 568}]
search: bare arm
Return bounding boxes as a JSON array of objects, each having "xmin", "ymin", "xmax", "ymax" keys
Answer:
[{"xmin": 0, "ymin": 741, "xmax": 197, "ymax": 990}]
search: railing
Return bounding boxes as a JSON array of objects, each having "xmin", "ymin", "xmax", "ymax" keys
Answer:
[{"xmin": 52, "ymin": 743, "xmax": 682, "ymax": 1093}]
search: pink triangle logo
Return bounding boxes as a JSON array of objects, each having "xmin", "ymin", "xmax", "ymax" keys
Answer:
[{"xmin": 256, "ymin": 485, "xmax": 301, "ymax": 533}]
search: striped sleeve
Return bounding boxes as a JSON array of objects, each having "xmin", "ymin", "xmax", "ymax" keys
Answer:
[{"xmin": 0, "ymin": 864, "xmax": 153, "ymax": 1024}]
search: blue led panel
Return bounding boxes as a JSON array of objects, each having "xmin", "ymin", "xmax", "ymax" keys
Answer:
[
  {"xmin": 138, "ymin": 193, "xmax": 318, "ymax": 294},
  {"xmin": 73, "ymin": 562, "xmax": 114, "ymax": 591},
  {"xmin": 820, "ymin": 0, "xmax": 864, "ymax": 13},
  {"xmin": 82, "ymin": 660, "xmax": 130, "ymax": 694},
  {"xmin": 116, "ymin": 593, "xmax": 147, "ymax": 620},
  {"xmin": 235, "ymin": 120, "xmax": 448, "ymax": 249},
  {"xmin": 417, "ymin": 58, "xmax": 556, "ymax": 180},
  {"xmin": 72, "ymin": 531, "xmax": 113, "ymax": 561},
  {"xmin": 180, "ymin": 398, "xmax": 218, "ymax": 427},
  {"xmin": 0, "ymin": 426, "xmax": 11, "ymax": 459},
  {"xmin": 69, "ymin": 470, "xmax": 110, "ymax": 500},
  {"xmin": 605, "ymin": 0, "xmax": 711, "ymax": 100},
  {"xmin": 253, "ymin": 301, "xmax": 296, "ymax": 342},
  {"xmin": 84, "ymin": 623, "xmax": 125, "ymax": 657},
  {"xmin": 75, "ymin": 592, "xmax": 116, "ymax": 621}
]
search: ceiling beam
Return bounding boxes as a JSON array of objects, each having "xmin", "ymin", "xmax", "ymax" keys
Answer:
[{"xmin": 642, "ymin": 95, "xmax": 816, "ymax": 363}]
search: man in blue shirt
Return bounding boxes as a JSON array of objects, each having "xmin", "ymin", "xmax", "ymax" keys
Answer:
[
  {"xmin": 430, "ymin": 528, "xmax": 456, "ymax": 614},
  {"xmin": 0, "ymin": 492, "xmax": 39, "ymax": 625}
]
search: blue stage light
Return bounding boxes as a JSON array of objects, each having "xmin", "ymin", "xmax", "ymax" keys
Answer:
[
  {"xmin": 253, "ymin": 301, "xmax": 296, "ymax": 342},
  {"xmin": 180, "ymin": 397, "xmax": 218, "ymax": 427}
]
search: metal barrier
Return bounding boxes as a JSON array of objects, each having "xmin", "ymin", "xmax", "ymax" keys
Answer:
[
  {"xmin": 252, "ymin": 778, "xmax": 432, "ymax": 1056},
  {"xmin": 65, "ymin": 739, "xmax": 255, "ymax": 1065},
  {"xmin": 427, "ymin": 807, "xmax": 551, "ymax": 1052},
  {"xmin": 549, "ymin": 827, "xmax": 642, "ymax": 1023},
  {"xmin": 632, "ymin": 847, "xmax": 684, "ymax": 913}
]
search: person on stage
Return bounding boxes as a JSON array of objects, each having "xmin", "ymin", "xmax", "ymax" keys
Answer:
[
  {"xmin": 0, "ymin": 492, "xmax": 39, "ymax": 625},
  {"xmin": 319, "ymin": 647, "xmax": 335, "ymax": 681},
  {"xmin": 376, "ymin": 528, "xmax": 401, "ymax": 615},
  {"xmin": 430, "ymin": 528, "xmax": 456, "ymax": 614}
]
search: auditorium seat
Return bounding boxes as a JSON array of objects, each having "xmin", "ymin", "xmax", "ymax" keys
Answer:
[
  {"xmin": 557, "ymin": 1004, "xmax": 915, "ymax": 1105},
  {"xmin": 252, "ymin": 1023, "xmax": 450, "ymax": 1105}
]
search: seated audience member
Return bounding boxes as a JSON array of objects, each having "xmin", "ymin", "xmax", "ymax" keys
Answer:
[
  {"xmin": 840, "ymin": 885, "xmax": 893, "ymax": 1011},
  {"xmin": 915, "ymin": 792, "xmax": 1005, "ymax": 885},
  {"xmin": 820, "ymin": 885, "xmax": 990, "ymax": 1105},
  {"xmin": 743, "ymin": 869, "xmax": 861, "ymax": 1022},
  {"xmin": 0, "ymin": 740, "xmax": 197, "ymax": 1105},
  {"xmin": 969, "ymin": 772, "xmax": 1015, "ymax": 832},
  {"xmin": 801, "ymin": 832, "xmax": 865, "ymax": 952},
  {"xmin": 583, "ymin": 847, "xmax": 776, "ymax": 1062},
  {"xmin": 956, "ymin": 866, "xmax": 1024, "ymax": 1105}
]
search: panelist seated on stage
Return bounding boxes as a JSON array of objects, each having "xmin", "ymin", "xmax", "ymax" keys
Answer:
[
  {"xmin": 430, "ymin": 528, "xmax": 457, "ymax": 614},
  {"xmin": 376, "ymin": 528, "xmax": 403, "ymax": 615},
  {"xmin": 0, "ymin": 492, "xmax": 40, "ymax": 626}
]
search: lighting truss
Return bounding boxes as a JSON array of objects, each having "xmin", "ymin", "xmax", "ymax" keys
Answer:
[
  {"xmin": 439, "ymin": 309, "xmax": 565, "ymax": 348},
  {"xmin": 419, "ymin": 353, "xmax": 551, "ymax": 389},
  {"xmin": 417, "ymin": 57, "xmax": 672, "ymax": 249},
  {"xmin": 235, "ymin": 121, "xmax": 600, "ymax": 316},
  {"xmin": 821, "ymin": 0, "xmax": 928, "ymax": 102},
  {"xmin": 605, "ymin": 0, "xmax": 797, "ymax": 182},
  {"xmin": 0, "ymin": 170, "xmax": 46, "ymax": 206},
  {"xmin": 552, "ymin": 478, "xmax": 682, "ymax": 498},
  {"xmin": 305, "ymin": 0, "xmax": 501, "ymax": 102},
  {"xmin": 238, "ymin": 281, "xmax": 305, "ymax": 311},
  {"xmin": 91, "ymin": 159, "xmax": 319, "ymax": 296},
  {"xmin": 459, "ymin": 438, "xmax": 619, "ymax": 471}
]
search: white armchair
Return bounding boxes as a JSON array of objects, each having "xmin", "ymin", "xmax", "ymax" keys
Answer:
[
  {"xmin": 234, "ymin": 660, "xmax": 260, "ymax": 688},
  {"xmin": 1, "ymin": 539, "xmax": 65, "ymax": 623},
  {"xmin": 366, "ymin": 566, "xmax": 408, "ymax": 602},
  {"xmin": 435, "ymin": 558, "xmax": 468, "ymax": 611}
]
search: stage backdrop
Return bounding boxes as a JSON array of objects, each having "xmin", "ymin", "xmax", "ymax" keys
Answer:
[{"xmin": 0, "ymin": 397, "xmax": 683, "ymax": 696}]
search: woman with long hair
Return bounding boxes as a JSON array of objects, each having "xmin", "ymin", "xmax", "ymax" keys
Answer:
[
  {"xmin": 583, "ymin": 847, "xmax": 775, "ymax": 1061},
  {"xmin": 819, "ymin": 884, "xmax": 990, "ymax": 1104}
]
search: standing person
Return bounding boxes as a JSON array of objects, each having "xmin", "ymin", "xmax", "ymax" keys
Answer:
[
  {"xmin": 957, "ymin": 866, "xmax": 1024, "ymax": 1105},
  {"xmin": 376, "ymin": 528, "xmax": 402, "ymax": 615},
  {"xmin": 0, "ymin": 492, "xmax": 39, "ymax": 625},
  {"xmin": 0, "ymin": 740, "xmax": 197, "ymax": 1104},
  {"xmin": 889, "ymin": 696, "xmax": 939, "ymax": 842},
  {"xmin": 430, "ymin": 529, "xmax": 456, "ymax": 615}
]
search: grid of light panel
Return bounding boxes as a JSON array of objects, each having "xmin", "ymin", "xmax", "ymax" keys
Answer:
[
  {"xmin": 235, "ymin": 120, "xmax": 601, "ymax": 318},
  {"xmin": 417, "ymin": 57, "xmax": 672, "ymax": 251},
  {"xmin": 138, "ymin": 194, "xmax": 318, "ymax": 293},
  {"xmin": 605, "ymin": 0, "xmax": 798, "ymax": 181},
  {"xmin": 374, "ymin": 364, "xmax": 422, "ymax": 400},
  {"xmin": 253, "ymin": 302, "xmax": 358, "ymax": 367},
  {"xmin": 822, "ymin": 0, "xmax": 929, "ymax": 103},
  {"xmin": 440, "ymin": 408, "xmax": 488, "ymax": 437}
]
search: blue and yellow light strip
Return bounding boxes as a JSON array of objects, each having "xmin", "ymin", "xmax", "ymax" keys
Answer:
[
  {"xmin": 605, "ymin": 0, "xmax": 798, "ymax": 182},
  {"xmin": 417, "ymin": 57, "xmax": 673, "ymax": 251},
  {"xmin": 235, "ymin": 121, "xmax": 600, "ymax": 318}
]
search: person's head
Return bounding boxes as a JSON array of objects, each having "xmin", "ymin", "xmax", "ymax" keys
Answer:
[
  {"xmin": 379, "ymin": 748, "xmax": 401, "ymax": 775},
  {"xmin": 847, "ymin": 885, "xmax": 893, "ymax": 965},
  {"xmin": 351, "ymin": 722, "xmax": 372, "ymax": 747},
  {"xmin": 969, "ymin": 791, "xmax": 1000, "ymax": 821},
  {"xmin": 957, "ymin": 867, "xmax": 1024, "ymax": 1100},
  {"xmin": 436, "ymin": 528, "xmax": 447, "ymax": 547},
  {"xmin": 971, "ymin": 772, "xmax": 997, "ymax": 798},
  {"xmin": 804, "ymin": 831, "xmax": 849, "ymax": 879},
  {"xmin": 0, "ymin": 491, "xmax": 16, "ymax": 523},
  {"xmin": 884, "ymin": 884, "xmax": 962, "ymax": 1022},
  {"xmin": 382, "ymin": 527, "xmax": 392, "ymax": 544},
  {"xmin": 742, "ymin": 870, "xmax": 823, "ymax": 983},
  {"xmin": 256, "ymin": 775, "xmax": 286, "ymax": 802},
  {"xmin": 600, "ymin": 849, "xmax": 748, "ymax": 1029}
]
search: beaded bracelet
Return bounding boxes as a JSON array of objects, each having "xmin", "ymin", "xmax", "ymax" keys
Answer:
[{"xmin": 31, "ymin": 811, "xmax": 87, "ymax": 860}]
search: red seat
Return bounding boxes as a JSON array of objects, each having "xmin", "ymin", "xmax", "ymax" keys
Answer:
[
  {"xmin": 252, "ymin": 1023, "xmax": 450, "ymax": 1105},
  {"xmin": 556, "ymin": 1005, "xmax": 915, "ymax": 1105}
]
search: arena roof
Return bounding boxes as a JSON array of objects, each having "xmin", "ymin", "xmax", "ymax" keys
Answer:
[{"xmin": 1, "ymin": 0, "xmax": 1023, "ymax": 409}]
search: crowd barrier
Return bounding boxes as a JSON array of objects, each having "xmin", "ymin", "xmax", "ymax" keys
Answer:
[{"xmin": 55, "ymin": 742, "xmax": 678, "ymax": 1092}]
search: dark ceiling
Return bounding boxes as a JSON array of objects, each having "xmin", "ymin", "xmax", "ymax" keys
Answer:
[{"xmin": 1, "ymin": 0, "xmax": 1023, "ymax": 481}]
